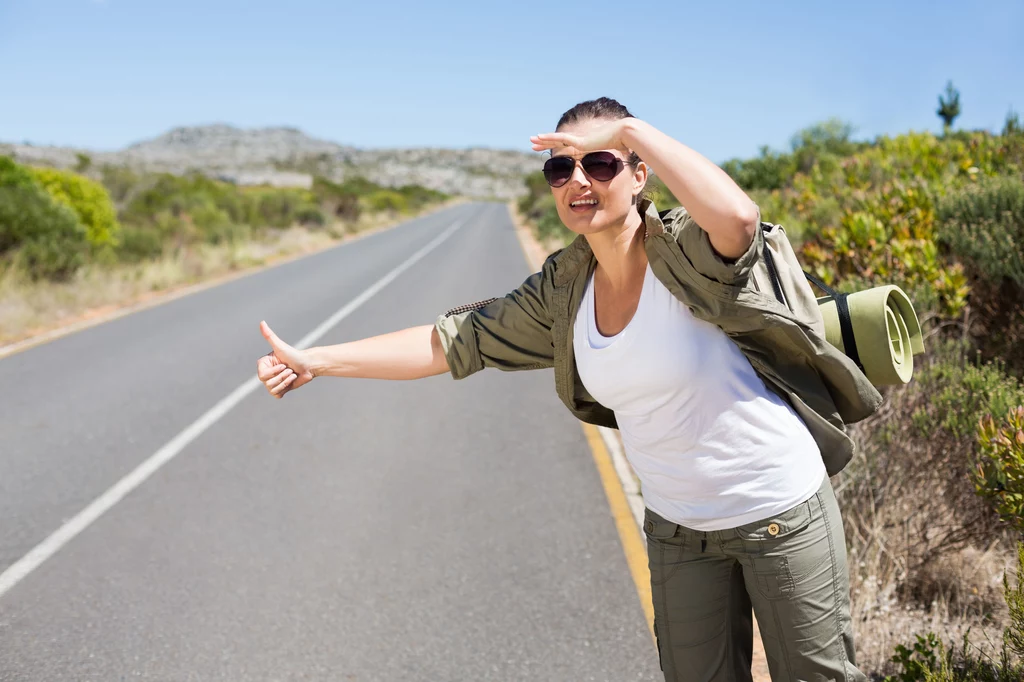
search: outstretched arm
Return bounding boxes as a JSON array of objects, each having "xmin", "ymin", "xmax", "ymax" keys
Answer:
[
  {"xmin": 258, "ymin": 259, "xmax": 556, "ymax": 398},
  {"xmin": 257, "ymin": 321, "xmax": 448, "ymax": 399}
]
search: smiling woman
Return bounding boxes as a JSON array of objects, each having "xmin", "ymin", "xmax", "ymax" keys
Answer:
[
  {"xmin": 257, "ymin": 97, "xmax": 881, "ymax": 682},
  {"xmin": 531, "ymin": 97, "xmax": 757, "ymax": 260}
]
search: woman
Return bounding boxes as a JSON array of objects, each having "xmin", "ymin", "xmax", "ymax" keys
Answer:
[{"xmin": 256, "ymin": 97, "xmax": 878, "ymax": 682}]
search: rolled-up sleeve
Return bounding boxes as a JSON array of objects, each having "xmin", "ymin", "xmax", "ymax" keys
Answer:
[
  {"xmin": 434, "ymin": 263, "xmax": 556, "ymax": 380},
  {"xmin": 670, "ymin": 204, "xmax": 763, "ymax": 286}
]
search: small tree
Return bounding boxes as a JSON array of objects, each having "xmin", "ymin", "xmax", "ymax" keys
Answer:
[
  {"xmin": 937, "ymin": 80, "xmax": 962, "ymax": 131},
  {"xmin": 1004, "ymin": 108, "xmax": 1022, "ymax": 137},
  {"xmin": 74, "ymin": 153, "xmax": 92, "ymax": 173}
]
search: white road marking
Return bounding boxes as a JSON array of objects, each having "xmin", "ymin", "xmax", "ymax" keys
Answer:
[{"xmin": 0, "ymin": 216, "xmax": 467, "ymax": 600}]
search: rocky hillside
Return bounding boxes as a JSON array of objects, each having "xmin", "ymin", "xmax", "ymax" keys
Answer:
[{"xmin": 1, "ymin": 125, "xmax": 541, "ymax": 199}]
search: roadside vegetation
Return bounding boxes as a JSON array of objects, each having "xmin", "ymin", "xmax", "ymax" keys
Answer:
[
  {"xmin": 517, "ymin": 84, "xmax": 1024, "ymax": 680},
  {"xmin": 0, "ymin": 157, "xmax": 448, "ymax": 344}
]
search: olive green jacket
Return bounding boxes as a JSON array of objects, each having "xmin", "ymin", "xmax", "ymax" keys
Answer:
[{"xmin": 435, "ymin": 199, "xmax": 883, "ymax": 475}]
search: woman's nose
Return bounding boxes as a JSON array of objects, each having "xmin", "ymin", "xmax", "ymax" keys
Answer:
[{"xmin": 568, "ymin": 163, "xmax": 590, "ymax": 188}]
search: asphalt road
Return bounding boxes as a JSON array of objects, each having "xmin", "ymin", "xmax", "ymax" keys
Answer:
[{"xmin": 0, "ymin": 203, "xmax": 661, "ymax": 681}]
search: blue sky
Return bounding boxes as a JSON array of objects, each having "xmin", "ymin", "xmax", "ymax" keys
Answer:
[{"xmin": 1, "ymin": 0, "xmax": 1022, "ymax": 164}]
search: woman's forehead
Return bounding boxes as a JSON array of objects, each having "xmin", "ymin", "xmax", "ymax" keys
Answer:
[{"xmin": 551, "ymin": 147, "xmax": 627, "ymax": 159}]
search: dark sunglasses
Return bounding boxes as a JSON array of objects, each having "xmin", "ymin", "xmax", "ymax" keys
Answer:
[{"xmin": 542, "ymin": 151, "xmax": 629, "ymax": 188}]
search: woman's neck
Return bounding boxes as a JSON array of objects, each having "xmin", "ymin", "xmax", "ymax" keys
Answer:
[{"xmin": 585, "ymin": 209, "xmax": 647, "ymax": 289}]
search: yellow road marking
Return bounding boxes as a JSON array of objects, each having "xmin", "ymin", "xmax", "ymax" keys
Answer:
[{"xmin": 582, "ymin": 423, "xmax": 655, "ymax": 641}]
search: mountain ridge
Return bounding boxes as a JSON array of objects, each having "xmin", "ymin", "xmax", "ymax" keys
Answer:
[{"xmin": 1, "ymin": 124, "xmax": 541, "ymax": 199}]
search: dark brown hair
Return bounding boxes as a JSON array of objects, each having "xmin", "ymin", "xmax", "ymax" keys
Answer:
[{"xmin": 556, "ymin": 97, "xmax": 642, "ymax": 168}]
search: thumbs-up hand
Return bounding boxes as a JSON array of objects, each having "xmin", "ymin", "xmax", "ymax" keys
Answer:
[{"xmin": 257, "ymin": 320, "xmax": 314, "ymax": 398}]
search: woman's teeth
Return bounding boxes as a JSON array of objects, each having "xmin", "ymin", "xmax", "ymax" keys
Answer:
[{"xmin": 570, "ymin": 199, "xmax": 598, "ymax": 207}]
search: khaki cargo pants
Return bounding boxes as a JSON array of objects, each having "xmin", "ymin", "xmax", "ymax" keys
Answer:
[{"xmin": 643, "ymin": 476, "xmax": 866, "ymax": 682}]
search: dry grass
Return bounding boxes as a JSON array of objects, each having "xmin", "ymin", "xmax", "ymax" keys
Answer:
[
  {"xmin": 837, "ymin": 371, "xmax": 1020, "ymax": 677},
  {"xmin": 847, "ymin": 534, "xmax": 1013, "ymax": 676},
  {"xmin": 0, "ymin": 203, "xmax": 459, "ymax": 347}
]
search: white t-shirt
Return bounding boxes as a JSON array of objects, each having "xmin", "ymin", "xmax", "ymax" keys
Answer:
[{"xmin": 573, "ymin": 262, "xmax": 826, "ymax": 531}]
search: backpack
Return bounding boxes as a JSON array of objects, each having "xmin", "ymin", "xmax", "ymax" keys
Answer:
[{"xmin": 759, "ymin": 223, "xmax": 924, "ymax": 386}]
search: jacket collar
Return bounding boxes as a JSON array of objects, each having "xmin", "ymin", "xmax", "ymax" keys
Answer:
[{"xmin": 550, "ymin": 198, "xmax": 666, "ymax": 286}]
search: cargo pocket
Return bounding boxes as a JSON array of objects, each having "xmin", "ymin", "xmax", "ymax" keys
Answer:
[
  {"xmin": 739, "ymin": 500, "xmax": 814, "ymax": 600},
  {"xmin": 752, "ymin": 555, "xmax": 795, "ymax": 600}
]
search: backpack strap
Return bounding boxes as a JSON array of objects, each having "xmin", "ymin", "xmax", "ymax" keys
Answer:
[{"xmin": 759, "ymin": 223, "xmax": 864, "ymax": 372}]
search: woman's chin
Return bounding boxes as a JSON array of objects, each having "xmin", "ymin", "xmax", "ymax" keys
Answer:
[{"xmin": 562, "ymin": 210, "xmax": 612, "ymax": 236}]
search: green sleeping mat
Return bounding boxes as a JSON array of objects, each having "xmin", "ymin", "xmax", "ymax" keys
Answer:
[{"xmin": 816, "ymin": 285, "xmax": 924, "ymax": 386}]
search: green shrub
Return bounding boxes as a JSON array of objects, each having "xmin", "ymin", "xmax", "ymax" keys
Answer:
[
  {"xmin": 99, "ymin": 165, "xmax": 142, "ymax": 204},
  {"xmin": 295, "ymin": 205, "xmax": 327, "ymax": 227},
  {"xmin": 973, "ymin": 406, "xmax": 1024, "ymax": 531},
  {"xmin": 121, "ymin": 173, "xmax": 248, "ymax": 233},
  {"xmin": 312, "ymin": 176, "xmax": 362, "ymax": 222},
  {"xmin": 518, "ymin": 172, "xmax": 549, "ymax": 217},
  {"xmin": 364, "ymin": 190, "xmax": 408, "ymax": 213},
  {"xmin": 204, "ymin": 220, "xmax": 251, "ymax": 246},
  {"xmin": 912, "ymin": 342, "xmax": 1024, "ymax": 440},
  {"xmin": 0, "ymin": 155, "xmax": 36, "ymax": 189},
  {"xmin": 0, "ymin": 184, "xmax": 88, "ymax": 280},
  {"xmin": 781, "ymin": 129, "xmax": 1024, "ymax": 318},
  {"xmin": 117, "ymin": 225, "xmax": 164, "ymax": 262},
  {"xmin": 936, "ymin": 174, "xmax": 1024, "ymax": 288},
  {"xmin": 247, "ymin": 188, "xmax": 312, "ymax": 228},
  {"xmin": 336, "ymin": 176, "xmax": 380, "ymax": 196},
  {"xmin": 29, "ymin": 166, "xmax": 120, "ymax": 249},
  {"xmin": 790, "ymin": 119, "xmax": 862, "ymax": 173},
  {"xmin": 332, "ymin": 193, "xmax": 361, "ymax": 222},
  {"xmin": 396, "ymin": 184, "xmax": 447, "ymax": 211},
  {"xmin": 884, "ymin": 628, "xmax": 1023, "ymax": 681},
  {"xmin": 722, "ymin": 146, "xmax": 797, "ymax": 192},
  {"xmin": 722, "ymin": 119, "xmax": 864, "ymax": 191},
  {"xmin": 932, "ymin": 175, "xmax": 1024, "ymax": 375},
  {"xmin": 311, "ymin": 176, "xmax": 353, "ymax": 201},
  {"xmin": 886, "ymin": 632, "xmax": 943, "ymax": 682}
]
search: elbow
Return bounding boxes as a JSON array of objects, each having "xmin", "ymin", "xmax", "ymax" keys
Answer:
[
  {"xmin": 709, "ymin": 203, "xmax": 759, "ymax": 260},
  {"xmin": 734, "ymin": 202, "xmax": 760, "ymax": 239}
]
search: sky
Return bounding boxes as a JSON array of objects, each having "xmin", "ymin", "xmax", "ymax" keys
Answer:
[{"xmin": 1, "ymin": 0, "xmax": 1022, "ymax": 164}]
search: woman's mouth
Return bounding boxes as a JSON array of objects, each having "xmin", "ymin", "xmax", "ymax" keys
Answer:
[{"xmin": 569, "ymin": 198, "xmax": 599, "ymax": 213}]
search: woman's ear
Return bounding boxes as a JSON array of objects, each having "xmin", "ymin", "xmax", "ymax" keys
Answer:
[{"xmin": 632, "ymin": 161, "xmax": 649, "ymax": 198}]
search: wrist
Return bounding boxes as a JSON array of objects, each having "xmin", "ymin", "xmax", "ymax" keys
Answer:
[
  {"xmin": 618, "ymin": 117, "xmax": 647, "ymax": 149},
  {"xmin": 305, "ymin": 347, "xmax": 324, "ymax": 378}
]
